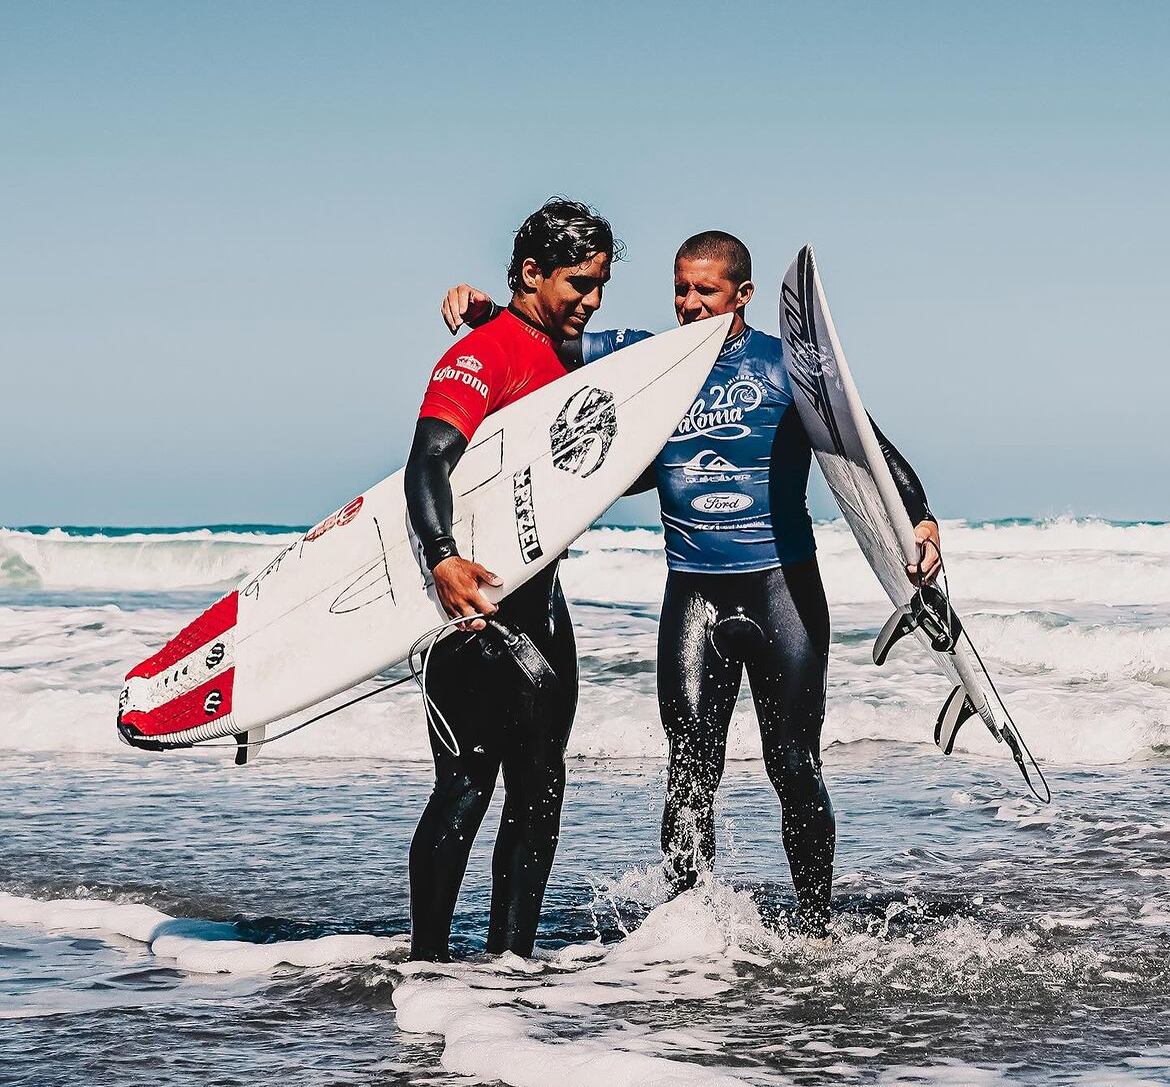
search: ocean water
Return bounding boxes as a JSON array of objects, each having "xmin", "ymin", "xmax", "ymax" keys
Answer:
[{"xmin": 2, "ymin": 519, "xmax": 1169, "ymax": 1085}]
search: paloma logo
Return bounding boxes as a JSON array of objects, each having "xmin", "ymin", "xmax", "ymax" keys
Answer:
[{"xmin": 690, "ymin": 492, "xmax": 754, "ymax": 514}]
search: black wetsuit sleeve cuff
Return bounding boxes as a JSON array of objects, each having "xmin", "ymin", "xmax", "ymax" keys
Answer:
[{"xmin": 423, "ymin": 535, "xmax": 460, "ymax": 570}]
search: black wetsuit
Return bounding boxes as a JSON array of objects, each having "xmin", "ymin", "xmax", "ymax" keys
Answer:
[
  {"xmin": 405, "ymin": 308, "xmax": 579, "ymax": 962},
  {"xmin": 406, "ymin": 561, "xmax": 577, "ymax": 960},
  {"xmin": 578, "ymin": 324, "xmax": 933, "ymax": 931},
  {"xmin": 653, "ymin": 412, "xmax": 931, "ymax": 929}
]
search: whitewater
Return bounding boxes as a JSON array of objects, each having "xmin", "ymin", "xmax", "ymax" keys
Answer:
[{"xmin": 3, "ymin": 518, "xmax": 1170, "ymax": 1085}]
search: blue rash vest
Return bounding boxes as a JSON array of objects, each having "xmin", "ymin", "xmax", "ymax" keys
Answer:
[{"xmin": 582, "ymin": 324, "xmax": 816, "ymax": 573}]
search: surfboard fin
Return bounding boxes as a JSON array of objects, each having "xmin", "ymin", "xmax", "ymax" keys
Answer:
[
  {"xmin": 935, "ymin": 686, "xmax": 978, "ymax": 754},
  {"xmin": 234, "ymin": 726, "xmax": 266, "ymax": 766},
  {"xmin": 873, "ymin": 608, "xmax": 917, "ymax": 666}
]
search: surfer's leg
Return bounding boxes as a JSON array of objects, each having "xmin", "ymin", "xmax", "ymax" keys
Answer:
[
  {"xmin": 744, "ymin": 560, "xmax": 834, "ymax": 932},
  {"xmin": 408, "ymin": 643, "xmax": 504, "ymax": 962},
  {"xmin": 487, "ymin": 576, "xmax": 578, "ymax": 957},
  {"xmin": 657, "ymin": 571, "xmax": 741, "ymax": 894}
]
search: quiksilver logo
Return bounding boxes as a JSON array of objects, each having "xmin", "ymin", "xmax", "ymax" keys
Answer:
[
  {"xmin": 681, "ymin": 450, "xmax": 742, "ymax": 474},
  {"xmin": 550, "ymin": 386, "xmax": 617, "ymax": 478},
  {"xmin": 203, "ymin": 690, "xmax": 223, "ymax": 716},
  {"xmin": 205, "ymin": 642, "xmax": 225, "ymax": 669}
]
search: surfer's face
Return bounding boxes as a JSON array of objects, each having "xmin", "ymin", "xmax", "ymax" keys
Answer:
[
  {"xmin": 674, "ymin": 256, "xmax": 753, "ymax": 329},
  {"xmin": 522, "ymin": 251, "xmax": 610, "ymax": 341}
]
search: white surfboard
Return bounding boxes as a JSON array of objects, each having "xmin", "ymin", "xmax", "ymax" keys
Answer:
[
  {"xmin": 779, "ymin": 246, "xmax": 1045, "ymax": 797},
  {"xmin": 118, "ymin": 314, "xmax": 734, "ymax": 755}
]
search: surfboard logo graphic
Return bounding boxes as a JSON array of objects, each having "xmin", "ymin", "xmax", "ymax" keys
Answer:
[
  {"xmin": 306, "ymin": 495, "xmax": 364, "ymax": 543},
  {"xmin": 550, "ymin": 386, "xmax": 617, "ymax": 478},
  {"xmin": 205, "ymin": 642, "xmax": 226, "ymax": 669},
  {"xmin": 203, "ymin": 690, "xmax": 223, "ymax": 716},
  {"xmin": 512, "ymin": 467, "xmax": 543, "ymax": 563},
  {"xmin": 780, "ymin": 248, "xmax": 848, "ymax": 458}
]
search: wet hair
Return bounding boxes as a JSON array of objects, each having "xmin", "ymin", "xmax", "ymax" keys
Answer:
[
  {"xmin": 675, "ymin": 230, "xmax": 752, "ymax": 285},
  {"xmin": 507, "ymin": 198, "xmax": 623, "ymax": 291}
]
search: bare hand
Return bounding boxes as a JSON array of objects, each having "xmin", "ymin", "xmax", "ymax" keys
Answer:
[
  {"xmin": 441, "ymin": 284, "xmax": 494, "ymax": 334},
  {"xmin": 907, "ymin": 520, "xmax": 942, "ymax": 585},
  {"xmin": 431, "ymin": 556, "xmax": 502, "ymax": 630}
]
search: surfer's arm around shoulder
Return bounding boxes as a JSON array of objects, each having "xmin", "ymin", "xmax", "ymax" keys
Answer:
[{"xmin": 869, "ymin": 415, "xmax": 941, "ymax": 584}]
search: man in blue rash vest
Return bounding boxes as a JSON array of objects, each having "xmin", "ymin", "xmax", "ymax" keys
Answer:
[{"xmin": 439, "ymin": 233, "xmax": 940, "ymax": 935}]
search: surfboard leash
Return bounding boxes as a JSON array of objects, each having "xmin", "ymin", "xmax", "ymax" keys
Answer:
[
  {"xmin": 917, "ymin": 545, "xmax": 1051, "ymax": 805},
  {"xmin": 957, "ymin": 629, "xmax": 1052, "ymax": 805}
]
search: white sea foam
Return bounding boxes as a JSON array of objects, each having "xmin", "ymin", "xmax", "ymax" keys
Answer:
[
  {"xmin": 2, "ymin": 866, "xmax": 1135, "ymax": 1087},
  {"xmin": 0, "ymin": 527, "xmax": 296, "ymax": 591},
  {"xmin": 5, "ymin": 519, "xmax": 1170, "ymax": 604},
  {"xmin": 3, "ymin": 519, "xmax": 1169, "ymax": 766},
  {"xmin": 3, "ymin": 591, "xmax": 1169, "ymax": 765},
  {"xmin": 0, "ymin": 891, "xmax": 403, "ymax": 975}
]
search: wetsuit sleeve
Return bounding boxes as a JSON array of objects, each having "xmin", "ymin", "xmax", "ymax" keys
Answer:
[
  {"xmin": 579, "ymin": 329, "xmax": 654, "ymax": 364},
  {"xmin": 870, "ymin": 415, "xmax": 935, "ymax": 525},
  {"xmin": 558, "ymin": 337, "xmax": 585, "ymax": 371},
  {"xmin": 405, "ymin": 417, "xmax": 468, "ymax": 569},
  {"xmin": 418, "ymin": 339, "xmax": 503, "ymax": 441}
]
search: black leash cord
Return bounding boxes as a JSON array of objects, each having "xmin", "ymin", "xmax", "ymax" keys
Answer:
[{"xmin": 915, "ymin": 541, "xmax": 1052, "ymax": 805}]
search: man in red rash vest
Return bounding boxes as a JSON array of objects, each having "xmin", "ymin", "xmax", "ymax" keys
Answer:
[{"xmin": 402, "ymin": 198, "xmax": 619, "ymax": 961}]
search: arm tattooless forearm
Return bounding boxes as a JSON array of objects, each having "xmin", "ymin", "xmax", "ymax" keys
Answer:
[{"xmin": 405, "ymin": 417, "xmax": 469, "ymax": 569}]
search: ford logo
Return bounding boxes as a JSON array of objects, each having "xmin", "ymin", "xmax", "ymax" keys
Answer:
[{"xmin": 691, "ymin": 492, "xmax": 754, "ymax": 514}]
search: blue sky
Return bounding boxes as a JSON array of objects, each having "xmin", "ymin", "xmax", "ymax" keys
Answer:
[{"xmin": 2, "ymin": 1, "xmax": 1167, "ymax": 526}]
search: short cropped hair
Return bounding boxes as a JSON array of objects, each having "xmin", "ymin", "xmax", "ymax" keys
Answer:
[
  {"xmin": 675, "ymin": 230, "xmax": 752, "ymax": 285},
  {"xmin": 507, "ymin": 198, "xmax": 624, "ymax": 291}
]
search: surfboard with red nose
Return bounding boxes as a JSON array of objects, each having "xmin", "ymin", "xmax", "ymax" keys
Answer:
[{"xmin": 117, "ymin": 314, "xmax": 733, "ymax": 757}]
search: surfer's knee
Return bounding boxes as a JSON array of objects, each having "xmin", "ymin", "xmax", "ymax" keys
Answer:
[{"xmin": 764, "ymin": 743, "xmax": 824, "ymax": 804}]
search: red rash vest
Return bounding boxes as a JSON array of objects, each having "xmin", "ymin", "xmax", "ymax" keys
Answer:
[{"xmin": 418, "ymin": 309, "xmax": 567, "ymax": 440}]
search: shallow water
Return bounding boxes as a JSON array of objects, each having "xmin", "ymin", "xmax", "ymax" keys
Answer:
[
  {"xmin": 3, "ymin": 749, "xmax": 1169, "ymax": 1086},
  {"xmin": 3, "ymin": 519, "xmax": 1170, "ymax": 1084}
]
